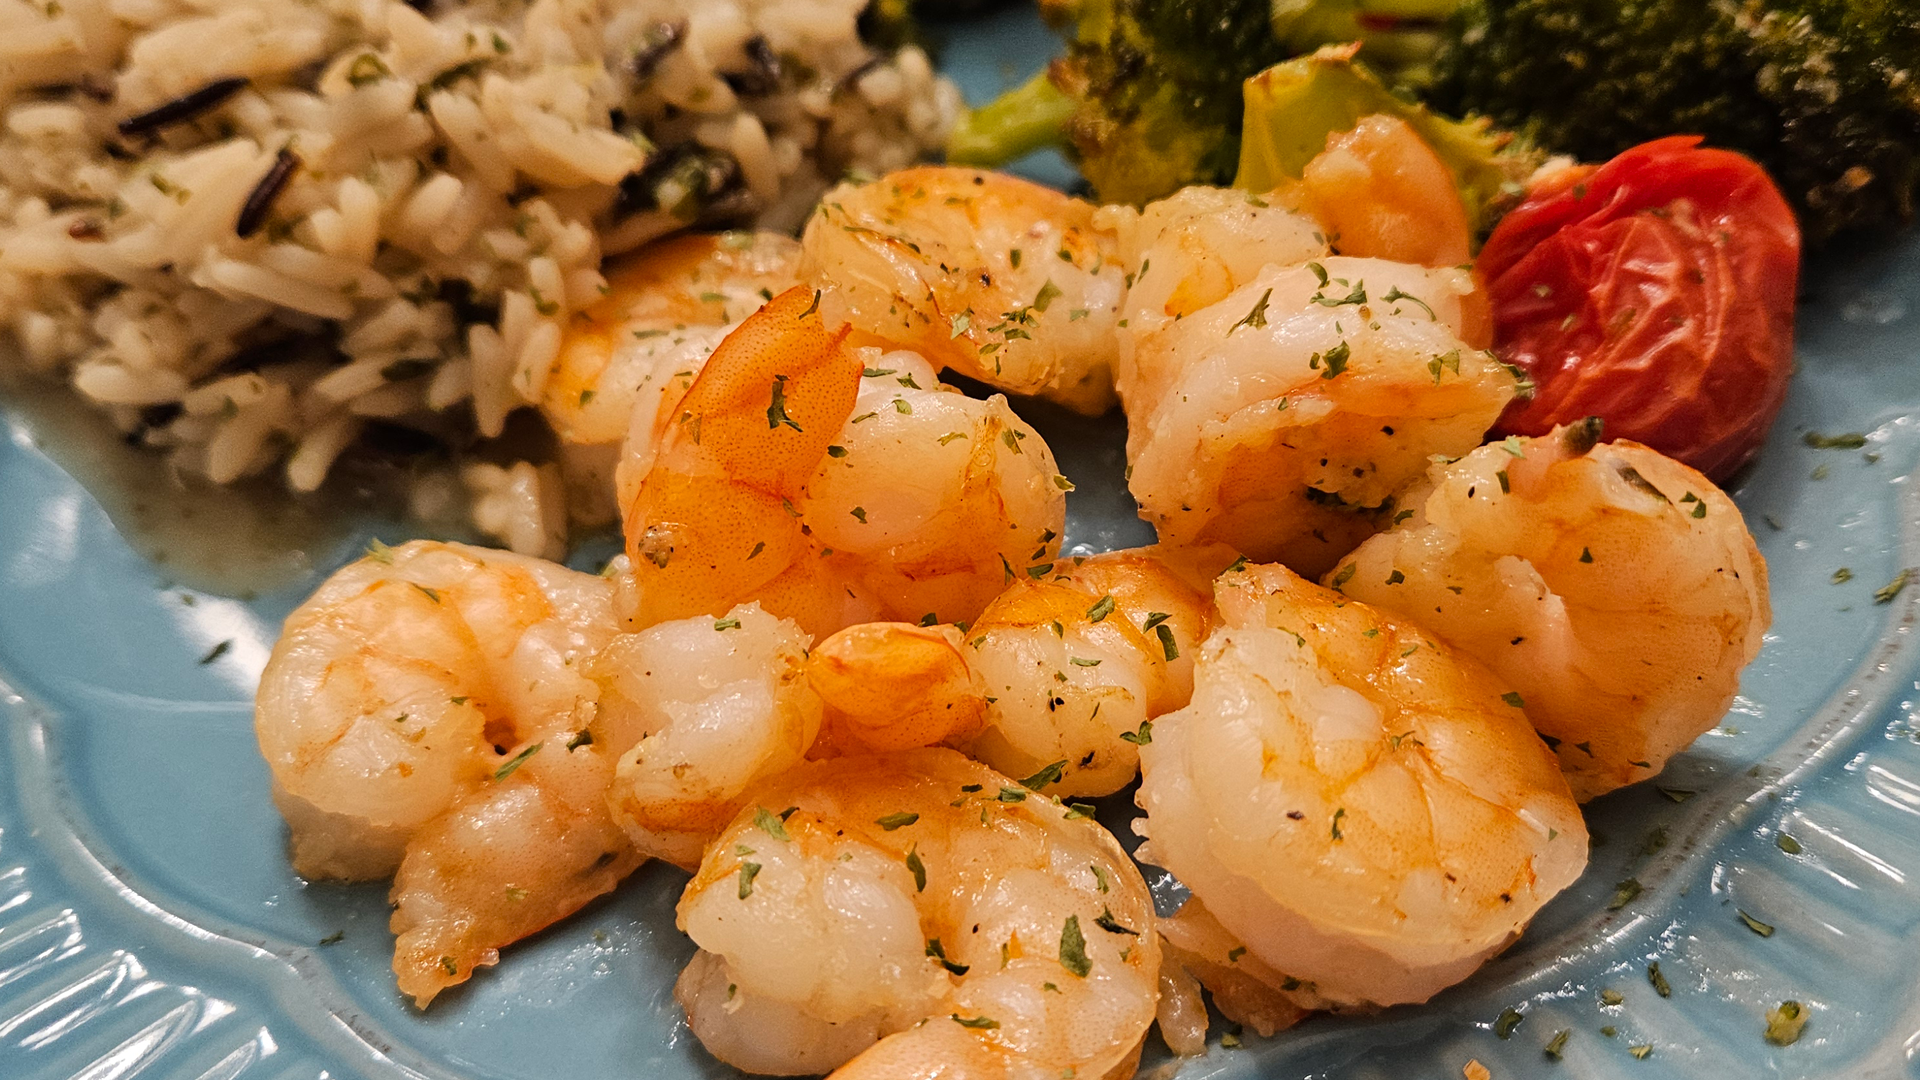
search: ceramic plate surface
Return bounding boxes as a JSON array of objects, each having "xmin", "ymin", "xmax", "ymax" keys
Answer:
[{"xmin": 3, "ymin": 7, "xmax": 1920, "ymax": 1079}]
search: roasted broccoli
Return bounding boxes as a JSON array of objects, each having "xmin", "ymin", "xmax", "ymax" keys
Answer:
[
  {"xmin": 955, "ymin": 0, "xmax": 1920, "ymax": 239},
  {"xmin": 1023, "ymin": 0, "xmax": 1292, "ymax": 204},
  {"xmin": 1428, "ymin": 0, "xmax": 1920, "ymax": 241},
  {"xmin": 949, "ymin": 0, "xmax": 1461, "ymax": 201}
]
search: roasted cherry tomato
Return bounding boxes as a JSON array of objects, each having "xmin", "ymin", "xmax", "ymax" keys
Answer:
[{"xmin": 1478, "ymin": 136, "xmax": 1800, "ymax": 480}]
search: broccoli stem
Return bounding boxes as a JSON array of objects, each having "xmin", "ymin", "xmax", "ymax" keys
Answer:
[{"xmin": 946, "ymin": 72, "xmax": 1075, "ymax": 167}]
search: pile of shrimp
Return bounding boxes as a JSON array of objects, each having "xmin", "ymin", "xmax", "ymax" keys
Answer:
[{"xmin": 253, "ymin": 114, "xmax": 1772, "ymax": 1074}]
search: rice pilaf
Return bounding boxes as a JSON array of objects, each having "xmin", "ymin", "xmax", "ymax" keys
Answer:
[{"xmin": 0, "ymin": 0, "xmax": 958, "ymax": 555}]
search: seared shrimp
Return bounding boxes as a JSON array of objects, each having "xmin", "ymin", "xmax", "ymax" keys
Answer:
[
  {"xmin": 675, "ymin": 749, "xmax": 1160, "ymax": 1080},
  {"xmin": 544, "ymin": 232, "xmax": 801, "ymax": 523},
  {"xmin": 807, "ymin": 547, "xmax": 1217, "ymax": 795},
  {"xmin": 593, "ymin": 602, "xmax": 823, "ymax": 869},
  {"xmin": 1103, "ymin": 119, "xmax": 1509, "ymax": 576},
  {"xmin": 1291, "ymin": 115, "xmax": 1476, "ymax": 271},
  {"xmin": 622, "ymin": 285, "xmax": 871, "ymax": 635},
  {"xmin": 805, "ymin": 348, "xmax": 1065, "ymax": 627},
  {"xmin": 258, "ymin": 540, "xmax": 638, "ymax": 1006},
  {"xmin": 1126, "ymin": 255, "xmax": 1519, "ymax": 576},
  {"xmin": 388, "ymin": 730, "xmax": 641, "ymax": 1007},
  {"xmin": 1136, "ymin": 562, "xmax": 1587, "ymax": 1008},
  {"xmin": 621, "ymin": 288, "xmax": 1065, "ymax": 637},
  {"xmin": 256, "ymin": 540, "xmax": 618, "ymax": 880},
  {"xmin": 801, "ymin": 166, "xmax": 1127, "ymax": 414},
  {"xmin": 1332, "ymin": 422, "xmax": 1771, "ymax": 800}
]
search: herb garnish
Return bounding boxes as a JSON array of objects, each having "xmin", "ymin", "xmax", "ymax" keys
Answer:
[{"xmin": 1058, "ymin": 915, "xmax": 1091, "ymax": 976}]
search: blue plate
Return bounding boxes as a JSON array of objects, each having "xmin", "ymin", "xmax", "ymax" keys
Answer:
[{"xmin": 4, "ymin": 7, "xmax": 1919, "ymax": 1079}]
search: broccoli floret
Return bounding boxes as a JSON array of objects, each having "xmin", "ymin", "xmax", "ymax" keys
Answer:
[
  {"xmin": 1237, "ymin": 46, "xmax": 1539, "ymax": 236},
  {"xmin": 1428, "ymin": 0, "xmax": 1920, "ymax": 241},
  {"xmin": 1030, "ymin": 0, "xmax": 1293, "ymax": 203},
  {"xmin": 953, "ymin": 0, "xmax": 1474, "ymax": 203}
]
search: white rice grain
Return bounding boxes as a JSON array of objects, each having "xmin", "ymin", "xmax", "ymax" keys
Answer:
[{"xmin": 0, "ymin": 0, "xmax": 960, "ymax": 545}]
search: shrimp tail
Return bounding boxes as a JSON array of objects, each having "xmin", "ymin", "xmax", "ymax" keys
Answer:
[
  {"xmin": 623, "ymin": 287, "xmax": 862, "ymax": 629},
  {"xmin": 808, "ymin": 622, "xmax": 988, "ymax": 753}
]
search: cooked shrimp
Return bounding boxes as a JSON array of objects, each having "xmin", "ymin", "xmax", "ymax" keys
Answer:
[
  {"xmin": 594, "ymin": 602, "xmax": 823, "ymax": 869},
  {"xmin": 388, "ymin": 730, "xmax": 641, "ymax": 1007},
  {"xmin": 1124, "ymin": 255, "xmax": 1520, "ymax": 576},
  {"xmin": 545, "ymin": 232, "xmax": 800, "ymax": 525},
  {"xmin": 621, "ymin": 285, "xmax": 871, "ymax": 636},
  {"xmin": 1135, "ymin": 562, "xmax": 1587, "ymax": 1008},
  {"xmin": 544, "ymin": 232, "xmax": 802, "ymax": 448},
  {"xmin": 800, "ymin": 166, "xmax": 1127, "ymax": 414},
  {"xmin": 1292, "ymin": 115, "xmax": 1475, "ymax": 271},
  {"xmin": 806, "ymin": 547, "xmax": 1217, "ymax": 796},
  {"xmin": 620, "ymin": 289, "xmax": 1065, "ymax": 637},
  {"xmin": 1097, "ymin": 184, "xmax": 1330, "ymax": 407},
  {"xmin": 255, "ymin": 540, "xmax": 618, "ymax": 881},
  {"xmin": 807, "ymin": 622, "xmax": 989, "ymax": 755},
  {"xmin": 1098, "ymin": 120, "xmax": 1510, "ymax": 576},
  {"xmin": 675, "ymin": 749, "xmax": 1160, "ymax": 1080},
  {"xmin": 1331, "ymin": 421, "xmax": 1771, "ymax": 800},
  {"xmin": 804, "ymin": 348, "xmax": 1066, "ymax": 627},
  {"xmin": 1157, "ymin": 898, "xmax": 1311, "ymax": 1041}
]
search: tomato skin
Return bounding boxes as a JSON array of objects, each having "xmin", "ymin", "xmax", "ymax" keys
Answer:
[{"xmin": 1479, "ymin": 136, "xmax": 1800, "ymax": 481}]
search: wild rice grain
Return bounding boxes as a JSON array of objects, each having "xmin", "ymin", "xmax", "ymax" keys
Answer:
[
  {"xmin": 117, "ymin": 76, "xmax": 250, "ymax": 138},
  {"xmin": 235, "ymin": 146, "xmax": 302, "ymax": 238}
]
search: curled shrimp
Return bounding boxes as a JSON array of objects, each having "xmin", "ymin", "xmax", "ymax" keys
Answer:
[
  {"xmin": 256, "ymin": 540, "xmax": 637, "ymax": 1006},
  {"xmin": 1136, "ymin": 561, "xmax": 1587, "ymax": 1008},
  {"xmin": 807, "ymin": 547, "xmax": 1217, "ymax": 796},
  {"xmin": 621, "ymin": 288, "xmax": 1065, "ymax": 637},
  {"xmin": 1125, "ymin": 253, "xmax": 1519, "ymax": 576},
  {"xmin": 1331, "ymin": 421, "xmax": 1771, "ymax": 800},
  {"xmin": 804, "ymin": 348, "xmax": 1066, "ymax": 628},
  {"xmin": 674, "ymin": 749, "xmax": 1161, "ymax": 1080},
  {"xmin": 801, "ymin": 166, "xmax": 1127, "ymax": 414},
  {"xmin": 544, "ymin": 232, "xmax": 801, "ymax": 523},
  {"xmin": 593, "ymin": 602, "xmax": 823, "ymax": 868},
  {"xmin": 1102, "ymin": 119, "xmax": 1510, "ymax": 576},
  {"xmin": 622, "ymin": 285, "xmax": 871, "ymax": 635},
  {"xmin": 256, "ymin": 540, "xmax": 618, "ymax": 880}
]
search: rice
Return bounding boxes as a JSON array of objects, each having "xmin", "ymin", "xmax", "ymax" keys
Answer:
[{"xmin": 0, "ymin": 0, "xmax": 962, "ymax": 558}]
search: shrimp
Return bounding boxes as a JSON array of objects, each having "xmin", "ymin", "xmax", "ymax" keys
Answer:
[
  {"xmin": 256, "ymin": 540, "xmax": 639, "ymax": 1006},
  {"xmin": 388, "ymin": 731, "xmax": 641, "ymax": 1007},
  {"xmin": 804, "ymin": 348, "xmax": 1066, "ymax": 627},
  {"xmin": 1330, "ymin": 421, "xmax": 1771, "ymax": 800},
  {"xmin": 800, "ymin": 166, "xmax": 1127, "ymax": 414},
  {"xmin": 544, "ymin": 232, "xmax": 801, "ymax": 524},
  {"xmin": 1124, "ymin": 253, "xmax": 1520, "ymax": 577},
  {"xmin": 621, "ymin": 285, "xmax": 871, "ymax": 635},
  {"xmin": 255, "ymin": 540, "xmax": 618, "ymax": 881},
  {"xmin": 592, "ymin": 602, "xmax": 824, "ymax": 869},
  {"xmin": 1291, "ymin": 115, "xmax": 1476, "ymax": 271},
  {"xmin": 1135, "ymin": 561, "xmax": 1587, "ymax": 1008},
  {"xmin": 674, "ymin": 749, "xmax": 1161, "ymax": 1080},
  {"xmin": 1101, "ymin": 119, "xmax": 1511, "ymax": 577},
  {"xmin": 806, "ymin": 547, "xmax": 1218, "ymax": 796},
  {"xmin": 544, "ymin": 232, "xmax": 802, "ymax": 448},
  {"xmin": 620, "ymin": 287, "xmax": 1065, "ymax": 637}
]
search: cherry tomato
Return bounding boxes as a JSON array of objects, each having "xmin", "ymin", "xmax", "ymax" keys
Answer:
[{"xmin": 1478, "ymin": 136, "xmax": 1800, "ymax": 480}]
